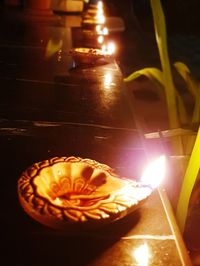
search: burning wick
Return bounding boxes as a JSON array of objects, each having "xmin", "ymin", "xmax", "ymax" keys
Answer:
[{"xmin": 141, "ymin": 155, "xmax": 166, "ymax": 189}]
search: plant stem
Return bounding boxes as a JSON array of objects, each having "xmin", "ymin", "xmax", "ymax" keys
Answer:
[{"xmin": 150, "ymin": 0, "xmax": 180, "ymax": 129}]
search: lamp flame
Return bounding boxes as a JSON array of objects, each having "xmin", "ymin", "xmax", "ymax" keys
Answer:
[
  {"xmin": 96, "ymin": 25, "xmax": 108, "ymax": 35},
  {"xmin": 107, "ymin": 42, "xmax": 115, "ymax": 54},
  {"xmin": 102, "ymin": 27, "xmax": 108, "ymax": 35},
  {"xmin": 97, "ymin": 1, "xmax": 103, "ymax": 10},
  {"xmin": 96, "ymin": 13, "xmax": 105, "ymax": 24},
  {"xmin": 141, "ymin": 155, "xmax": 166, "ymax": 189},
  {"xmin": 101, "ymin": 42, "xmax": 116, "ymax": 55}
]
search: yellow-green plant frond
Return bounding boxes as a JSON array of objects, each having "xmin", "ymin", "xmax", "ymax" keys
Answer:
[
  {"xmin": 174, "ymin": 61, "xmax": 200, "ymax": 127},
  {"xmin": 192, "ymin": 90, "xmax": 200, "ymax": 128},
  {"xmin": 150, "ymin": 0, "xmax": 179, "ymax": 129},
  {"xmin": 124, "ymin": 67, "xmax": 164, "ymax": 85},
  {"xmin": 45, "ymin": 39, "xmax": 63, "ymax": 58},
  {"xmin": 174, "ymin": 61, "xmax": 198, "ymax": 98},
  {"xmin": 174, "ymin": 61, "xmax": 190, "ymax": 74},
  {"xmin": 176, "ymin": 92, "xmax": 190, "ymax": 126},
  {"xmin": 150, "ymin": 0, "xmax": 168, "ymax": 68},
  {"xmin": 176, "ymin": 126, "xmax": 200, "ymax": 232}
]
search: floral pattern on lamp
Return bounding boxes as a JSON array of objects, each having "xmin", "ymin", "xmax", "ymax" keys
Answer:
[{"xmin": 18, "ymin": 156, "xmax": 152, "ymax": 230}]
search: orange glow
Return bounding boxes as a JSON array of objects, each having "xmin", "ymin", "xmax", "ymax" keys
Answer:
[
  {"xmin": 96, "ymin": 13, "xmax": 105, "ymax": 24},
  {"xmin": 96, "ymin": 25, "xmax": 101, "ymax": 33},
  {"xmin": 97, "ymin": 35, "xmax": 104, "ymax": 44},
  {"xmin": 141, "ymin": 155, "xmax": 166, "ymax": 188},
  {"xmin": 97, "ymin": 1, "xmax": 103, "ymax": 10},
  {"xmin": 107, "ymin": 42, "xmax": 115, "ymax": 54},
  {"xmin": 133, "ymin": 243, "xmax": 151, "ymax": 266},
  {"xmin": 96, "ymin": 25, "xmax": 108, "ymax": 35},
  {"xmin": 102, "ymin": 27, "xmax": 108, "ymax": 35},
  {"xmin": 104, "ymin": 73, "xmax": 112, "ymax": 88},
  {"xmin": 101, "ymin": 42, "xmax": 116, "ymax": 55},
  {"xmin": 94, "ymin": 1, "xmax": 105, "ymax": 25}
]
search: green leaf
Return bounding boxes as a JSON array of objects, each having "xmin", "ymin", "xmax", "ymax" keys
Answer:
[
  {"xmin": 124, "ymin": 67, "xmax": 164, "ymax": 85},
  {"xmin": 174, "ymin": 61, "xmax": 190, "ymax": 75},
  {"xmin": 192, "ymin": 89, "xmax": 200, "ymax": 127},
  {"xmin": 174, "ymin": 61, "xmax": 200, "ymax": 126},
  {"xmin": 176, "ymin": 127, "xmax": 200, "ymax": 232},
  {"xmin": 174, "ymin": 61, "xmax": 198, "ymax": 98},
  {"xmin": 176, "ymin": 91, "xmax": 190, "ymax": 126},
  {"xmin": 150, "ymin": 0, "xmax": 179, "ymax": 129},
  {"xmin": 45, "ymin": 39, "xmax": 63, "ymax": 58},
  {"xmin": 124, "ymin": 67, "xmax": 166, "ymax": 100}
]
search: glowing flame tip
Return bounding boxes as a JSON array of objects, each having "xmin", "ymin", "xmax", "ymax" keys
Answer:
[{"xmin": 141, "ymin": 155, "xmax": 166, "ymax": 189}]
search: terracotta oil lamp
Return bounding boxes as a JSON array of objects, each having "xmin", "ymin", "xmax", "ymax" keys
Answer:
[{"xmin": 18, "ymin": 156, "xmax": 152, "ymax": 230}]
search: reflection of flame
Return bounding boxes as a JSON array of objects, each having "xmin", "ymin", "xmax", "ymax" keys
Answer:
[
  {"xmin": 104, "ymin": 73, "xmax": 112, "ymax": 88},
  {"xmin": 133, "ymin": 243, "xmax": 151, "ymax": 266},
  {"xmin": 96, "ymin": 25, "xmax": 101, "ymax": 33},
  {"xmin": 141, "ymin": 155, "xmax": 166, "ymax": 189},
  {"xmin": 97, "ymin": 35, "xmax": 104, "ymax": 44}
]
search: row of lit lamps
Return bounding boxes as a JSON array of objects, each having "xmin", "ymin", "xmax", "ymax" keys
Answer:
[{"xmin": 83, "ymin": 0, "xmax": 116, "ymax": 56}]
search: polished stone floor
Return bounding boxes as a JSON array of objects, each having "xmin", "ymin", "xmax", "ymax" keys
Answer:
[{"xmin": 1, "ymin": 2, "xmax": 200, "ymax": 265}]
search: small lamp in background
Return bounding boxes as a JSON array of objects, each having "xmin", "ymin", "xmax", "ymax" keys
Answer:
[{"xmin": 97, "ymin": 1, "xmax": 103, "ymax": 10}]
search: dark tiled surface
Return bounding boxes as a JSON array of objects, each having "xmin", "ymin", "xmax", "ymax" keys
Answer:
[
  {"xmin": 0, "ymin": 63, "xmax": 133, "ymax": 127},
  {"xmin": 4, "ymin": 232, "xmax": 181, "ymax": 266},
  {"xmin": 0, "ymin": 121, "xmax": 145, "ymax": 178},
  {"xmin": 2, "ymin": 187, "xmax": 180, "ymax": 266},
  {"xmin": 0, "ymin": 10, "xmax": 133, "ymax": 128},
  {"xmin": 90, "ymin": 239, "xmax": 182, "ymax": 266},
  {"xmin": 0, "ymin": 5, "xmax": 192, "ymax": 266}
]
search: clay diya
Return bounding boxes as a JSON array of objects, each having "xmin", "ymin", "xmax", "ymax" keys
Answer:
[
  {"xmin": 18, "ymin": 156, "xmax": 152, "ymax": 230},
  {"xmin": 69, "ymin": 47, "xmax": 112, "ymax": 65}
]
